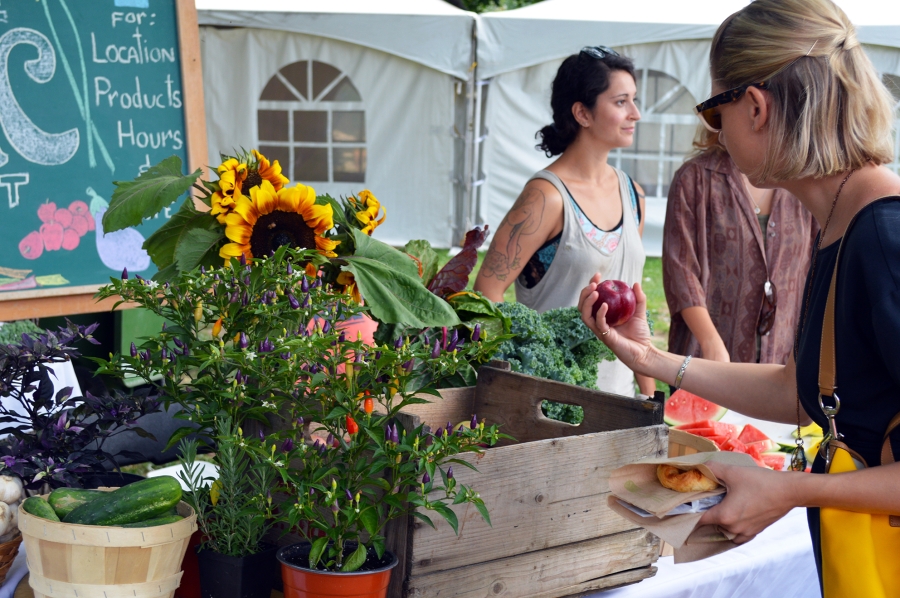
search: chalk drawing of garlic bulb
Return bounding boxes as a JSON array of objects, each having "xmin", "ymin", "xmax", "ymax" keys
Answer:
[{"xmin": 87, "ymin": 187, "xmax": 150, "ymax": 272}]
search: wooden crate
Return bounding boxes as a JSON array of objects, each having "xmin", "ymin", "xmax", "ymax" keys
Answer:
[{"xmin": 385, "ymin": 365, "xmax": 667, "ymax": 598}]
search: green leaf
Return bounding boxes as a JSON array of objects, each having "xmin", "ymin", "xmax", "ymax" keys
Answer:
[
  {"xmin": 359, "ymin": 506, "xmax": 379, "ymax": 537},
  {"xmin": 309, "ymin": 536, "xmax": 328, "ymax": 569},
  {"xmin": 351, "ymin": 230, "xmax": 419, "ymax": 278},
  {"xmin": 447, "ymin": 458, "xmax": 479, "ymax": 471},
  {"xmin": 343, "ymin": 257, "xmax": 460, "ymax": 327},
  {"xmin": 432, "ymin": 504, "xmax": 459, "ymax": 534},
  {"xmin": 413, "ymin": 511, "xmax": 436, "ymax": 529},
  {"xmin": 372, "ymin": 536, "xmax": 386, "ymax": 559},
  {"xmin": 105, "ymin": 156, "xmax": 202, "ymax": 232},
  {"xmin": 164, "ymin": 426, "xmax": 198, "ymax": 452},
  {"xmin": 174, "ymin": 228, "xmax": 226, "ymax": 272},
  {"xmin": 144, "ymin": 199, "xmax": 221, "ymax": 270},
  {"xmin": 404, "ymin": 240, "xmax": 440, "ymax": 283},
  {"xmin": 474, "ymin": 499, "xmax": 492, "ymax": 527},
  {"xmin": 341, "ymin": 542, "xmax": 367, "ymax": 572}
]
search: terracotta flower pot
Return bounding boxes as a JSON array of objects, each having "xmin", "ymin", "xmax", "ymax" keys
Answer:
[{"xmin": 277, "ymin": 542, "xmax": 398, "ymax": 598}]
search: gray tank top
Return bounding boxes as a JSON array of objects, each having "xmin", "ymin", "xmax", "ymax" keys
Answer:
[{"xmin": 514, "ymin": 168, "xmax": 646, "ymax": 396}]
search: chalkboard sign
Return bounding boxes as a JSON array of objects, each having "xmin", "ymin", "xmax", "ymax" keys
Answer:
[{"xmin": 0, "ymin": 0, "xmax": 206, "ymax": 319}]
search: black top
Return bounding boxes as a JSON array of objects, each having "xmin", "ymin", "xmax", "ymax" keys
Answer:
[
  {"xmin": 796, "ymin": 198, "xmax": 900, "ymax": 593},
  {"xmin": 795, "ymin": 197, "xmax": 900, "ymax": 468}
]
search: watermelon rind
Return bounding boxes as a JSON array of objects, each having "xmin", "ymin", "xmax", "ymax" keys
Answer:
[
  {"xmin": 663, "ymin": 390, "xmax": 728, "ymax": 426},
  {"xmin": 761, "ymin": 452, "xmax": 790, "ymax": 471}
]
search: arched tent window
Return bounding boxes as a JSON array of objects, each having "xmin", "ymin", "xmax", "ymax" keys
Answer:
[
  {"xmin": 883, "ymin": 74, "xmax": 900, "ymax": 174},
  {"xmin": 257, "ymin": 61, "xmax": 367, "ymax": 183},
  {"xmin": 610, "ymin": 69, "xmax": 698, "ymax": 200}
]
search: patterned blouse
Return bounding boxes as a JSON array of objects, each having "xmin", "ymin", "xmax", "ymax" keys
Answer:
[
  {"xmin": 519, "ymin": 177, "xmax": 641, "ymax": 288},
  {"xmin": 663, "ymin": 150, "xmax": 818, "ymax": 364}
]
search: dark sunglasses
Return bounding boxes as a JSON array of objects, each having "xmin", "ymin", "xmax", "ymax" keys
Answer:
[
  {"xmin": 580, "ymin": 45, "xmax": 619, "ymax": 60},
  {"xmin": 757, "ymin": 280, "xmax": 778, "ymax": 336},
  {"xmin": 695, "ymin": 81, "xmax": 769, "ymax": 133}
]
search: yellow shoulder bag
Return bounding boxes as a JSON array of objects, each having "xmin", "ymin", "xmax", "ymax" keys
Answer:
[{"xmin": 816, "ymin": 233, "xmax": 900, "ymax": 598}]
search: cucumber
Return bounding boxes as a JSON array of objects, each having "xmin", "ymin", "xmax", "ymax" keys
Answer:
[
  {"xmin": 48, "ymin": 488, "xmax": 105, "ymax": 519},
  {"xmin": 22, "ymin": 496, "xmax": 61, "ymax": 522},
  {"xmin": 121, "ymin": 514, "xmax": 184, "ymax": 528},
  {"xmin": 63, "ymin": 476, "xmax": 182, "ymax": 526}
]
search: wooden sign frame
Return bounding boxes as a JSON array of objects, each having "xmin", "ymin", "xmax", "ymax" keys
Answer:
[{"xmin": 0, "ymin": 0, "xmax": 207, "ymax": 321}]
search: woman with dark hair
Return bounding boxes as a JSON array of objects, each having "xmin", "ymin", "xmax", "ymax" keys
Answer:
[{"xmin": 474, "ymin": 46, "xmax": 656, "ymax": 397}]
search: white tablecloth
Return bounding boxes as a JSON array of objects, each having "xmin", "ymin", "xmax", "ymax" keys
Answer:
[
  {"xmin": 0, "ymin": 545, "xmax": 26, "ymax": 598},
  {"xmin": 596, "ymin": 508, "xmax": 820, "ymax": 598}
]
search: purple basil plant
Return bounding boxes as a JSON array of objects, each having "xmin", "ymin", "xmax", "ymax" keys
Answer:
[{"xmin": 0, "ymin": 321, "xmax": 161, "ymax": 489}]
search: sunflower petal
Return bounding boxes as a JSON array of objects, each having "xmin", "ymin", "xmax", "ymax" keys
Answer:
[
  {"xmin": 253, "ymin": 180, "xmax": 278, "ymax": 215},
  {"xmin": 232, "ymin": 197, "xmax": 259, "ymax": 226},
  {"xmin": 220, "ymin": 243, "xmax": 250, "ymax": 259},
  {"xmin": 225, "ymin": 223, "xmax": 253, "ymax": 245},
  {"xmin": 275, "ymin": 186, "xmax": 301, "ymax": 213}
]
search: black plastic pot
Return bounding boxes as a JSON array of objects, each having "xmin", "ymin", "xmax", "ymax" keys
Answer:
[
  {"xmin": 197, "ymin": 543, "xmax": 279, "ymax": 598},
  {"xmin": 80, "ymin": 471, "xmax": 145, "ymax": 489}
]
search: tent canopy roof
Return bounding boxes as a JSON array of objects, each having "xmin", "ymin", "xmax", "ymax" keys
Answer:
[
  {"xmin": 477, "ymin": 0, "xmax": 900, "ymax": 78},
  {"xmin": 196, "ymin": 0, "xmax": 476, "ymax": 79}
]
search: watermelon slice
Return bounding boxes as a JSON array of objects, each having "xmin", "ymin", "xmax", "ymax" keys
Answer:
[
  {"xmin": 738, "ymin": 424, "xmax": 771, "ymax": 445},
  {"xmin": 676, "ymin": 420, "xmax": 740, "ymax": 437},
  {"xmin": 704, "ymin": 434, "xmax": 730, "ymax": 448},
  {"xmin": 720, "ymin": 438, "xmax": 749, "ymax": 454},
  {"xmin": 746, "ymin": 438, "xmax": 778, "ymax": 453},
  {"xmin": 664, "ymin": 390, "xmax": 728, "ymax": 426},
  {"xmin": 761, "ymin": 452, "xmax": 789, "ymax": 471}
]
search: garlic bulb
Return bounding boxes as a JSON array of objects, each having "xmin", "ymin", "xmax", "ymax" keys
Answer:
[
  {"xmin": 0, "ymin": 476, "xmax": 23, "ymax": 504},
  {"xmin": 7, "ymin": 502, "xmax": 16, "ymax": 531},
  {"xmin": 0, "ymin": 502, "xmax": 11, "ymax": 537}
]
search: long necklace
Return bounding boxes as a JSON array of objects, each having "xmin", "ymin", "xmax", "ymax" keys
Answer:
[{"xmin": 790, "ymin": 169, "xmax": 856, "ymax": 472}]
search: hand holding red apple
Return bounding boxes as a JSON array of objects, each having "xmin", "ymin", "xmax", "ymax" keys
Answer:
[
  {"xmin": 579, "ymin": 273, "xmax": 655, "ymax": 372},
  {"xmin": 590, "ymin": 279, "xmax": 636, "ymax": 325}
]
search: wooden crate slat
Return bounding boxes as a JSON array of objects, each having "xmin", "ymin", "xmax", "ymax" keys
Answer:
[
  {"xmin": 473, "ymin": 367, "xmax": 663, "ymax": 444},
  {"xmin": 404, "ymin": 529, "xmax": 659, "ymax": 598},
  {"xmin": 404, "ymin": 425, "xmax": 667, "ymax": 575}
]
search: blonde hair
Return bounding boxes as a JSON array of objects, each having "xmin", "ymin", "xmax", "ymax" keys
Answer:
[
  {"xmin": 710, "ymin": 0, "xmax": 895, "ymax": 181},
  {"xmin": 689, "ymin": 125, "xmax": 725, "ymax": 159}
]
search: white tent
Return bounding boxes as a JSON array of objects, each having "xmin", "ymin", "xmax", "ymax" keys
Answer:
[
  {"xmin": 475, "ymin": 0, "xmax": 900, "ymax": 256},
  {"xmin": 196, "ymin": 0, "xmax": 478, "ymax": 248}
]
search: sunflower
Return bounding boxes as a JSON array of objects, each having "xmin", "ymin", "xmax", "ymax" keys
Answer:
[
  {"xmin": 219, "ymin": 180, "xmax": 339, "ymax": 272},
  {"xmin": 337, "ymin": 271, "xmax": 362, "ymax": 303},
  {"xmin": 348, "ymin": 190, "xmax": 386, "ymax": 235},
  {"xmin": 244, "ymin": 149, "xmax": 289, "ymax": 194},
  {"xmin": 210, "ymin": 158, "xmax": 249, "ymax": 224}
]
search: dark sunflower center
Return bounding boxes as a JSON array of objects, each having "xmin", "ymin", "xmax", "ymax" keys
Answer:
[
  {"xmin": 242, "ymin": 171, "xmax": 263, "ymax": 194},
  {"xmin": 250, "ymin": 211, "xmax": 317, "ymax": 258}
]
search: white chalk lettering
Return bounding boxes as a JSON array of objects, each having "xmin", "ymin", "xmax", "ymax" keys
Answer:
[
  {"xmin": 117, "ymin": 120, "xmax": 183, "ymax": 150},
  {"xmin": 91, "ymin": 27, "xmax": 176, "ymax": 64},
  {"xmin": 0, "ymin": 173, "xmax": 29, "ymax": 208}
]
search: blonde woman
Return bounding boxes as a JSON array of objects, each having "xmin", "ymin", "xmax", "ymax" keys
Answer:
[{"xmin": 579, "ymin": 0, "xmax": 900, "ymax": 594}]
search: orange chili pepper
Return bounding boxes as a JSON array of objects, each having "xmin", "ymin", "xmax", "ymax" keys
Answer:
[
  {"xmin": 212, "ymin": 317, "xmax": 223, "ymax": 338},
  {"xmin": 363, "ymin": 395, "xmax": 374, "ymax": 415},
  {"xmin": 346, "ymin": 415, "xmax": 359, "ymax": 435}
]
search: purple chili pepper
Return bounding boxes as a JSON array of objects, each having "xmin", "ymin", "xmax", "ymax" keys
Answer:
[
  {"xmin": 243, "ymin": 275, "xmax": 251, "ymax": 286},
  {"xmin": 258, "ymin": 429, "xmax": 265, "ymax": 440},
  {"xmin": 422, "ymin": 471, "xmax": 431, "ymax": 484},
  {"xmin": 200, "ymin": 266, "xmax": 206, "ymax": 275},
  {"xmin": 297, "ymin": 417, "xmax": 305, "ymax": 426},
  {"xmin": 173, "ymin": 337, "xmax": 184, "ymax": 348},
  {"xmin": 441, "ymin": 327, "xmax": 447, "ymax": 350},
  {"xmin": 302, "ymin": 293, "xmax": 310, "ymax": 308},
  {"xmin": 130, "ymin": 342, "xmax": 137, "ymax": 358},
  {"xmin": 241, "ymin": 291, "xmax": 250, "ymax": 306},
  {"xmin": 140, "ymin": 350, "xmax": 150, "ymax": 362},
  {"xmin": 301, "ymin": 276, "xmax": 309, "ymax": 292},
  {"xmin": 424, "ymin": 434, "xmax": 434, "ymax": 447},
  {"xmin": 322, "ymin": 321, "xmax": 331, "ymax": 334},
  {"xmin": 240, "ymin": 254, "xmax": 247, "ymax": 266},
  {"xmin": 331, "ymin": 501, "xmax": 339, "ymax": 513},
  {"xmin": 374, "ymin": 351, "xmax": 382, "ymax": 360},
  {"xmin": 447, "ymin": 466, "xmax": 454, "ymax": 480},
  {"xmin": 280, "ymin": 352, "xmax": 291, "ymax": 360},
  {"xmin": 281, "ymin": 438, "xmax": 294, "ymax": 452},
  {"xmin": 239, "ymin": 332, "xmax": 249, "ymax": 349},
  {"xmin": 472, "ymin": 323, "xmax": 481, "ymax": 342},
  {"xmin": 446, "ymin": 421, "xmax": 453, "ymax": 435},
  {"xmin": 385, "ymin": 425, "xmax": 392, "ymax": 441},
  {"xmin": 312, "ymin": 439, "xmax": 321, "ymax": 450},
  {"xmin": 286, "ymin": 262, "xmax": 293, "ymax": 275},
  {"xmin": 354, "ymin": 351, "xmax": 363, "ymax": 363},
  {"xmin": 338, "ymin": 331, "xmax": 346, "ymax": 343},
  {"xmin": 182, "ymin": 347, "xmax": 190, "ymax": 357},
  {"xmin": 345, "ymin": 489, "xmax": 353, "ymax": 502},
  {"xmin": 394, "ymin": 336, "xmax": 403, "ymax": 349},
  {"xmin": 403, "ymin": 359, "xmax": 414, "ymax": 372},
  {"xmin": 471, "ymin": 414, "xmax": 478, "ymax": 429},
  {"xmin": 121, "ymin": 268, "xmax": 128, "ymax": 280},
  {"xmin": 288, "ymin": 294, "xmax": 300, "ymax": 309},
  {"xmin": 318, "ymin": 443, "xmax": 327, "ymax": 456},
  {"xmin": 326, "ymin": 433, "xmax": 334, "ymax": 446},
  {"xmin": 214, "ymin": 273, "xmax": 220, "ymax": 281},
  {"xmin": 431, "ymin": 340, "xmax": 440, "ymax": 359},
  {"xmin": 391, "ymin": 424, "xmax": 400, "ymax": 444}
]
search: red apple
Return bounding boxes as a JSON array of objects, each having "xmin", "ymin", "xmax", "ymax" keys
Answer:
[
  {"xmin": 40, "ymin": 222, "xmax": 64, "ymax": 251},
  {"xmin": 591, "ymin": 279, "xmax": 636, "ymax": 326},
  {"xmin": 54, "ymin": 207, "xmax": 74, "ymax": 229},
  {"xmin": 68, "ymin": 200, "xmax": 89, "ymax": 216},
  {"xmin": 69, "ymin": 213, "xmax": 90, "ymax": 236},
  {"xmin": 37, "ymin": 201, "xmax": 57, "ymax": 224},
  {"xmin": 61, "ymin": 228, "xmax": 80, "ymax": 250},
  {"xmin": 19, "ymin": 231, "xmax": 43, "ymax": 260}
]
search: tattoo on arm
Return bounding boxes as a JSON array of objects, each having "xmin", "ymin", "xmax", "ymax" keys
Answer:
[{"xmin": 481, "ymin": 187, "xmax": 546, "ymax": 282}]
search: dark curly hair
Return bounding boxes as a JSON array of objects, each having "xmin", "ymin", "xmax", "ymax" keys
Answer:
[{"xmin": 536, "ymin": 51, "xmax": 636, "ymax": 157}]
